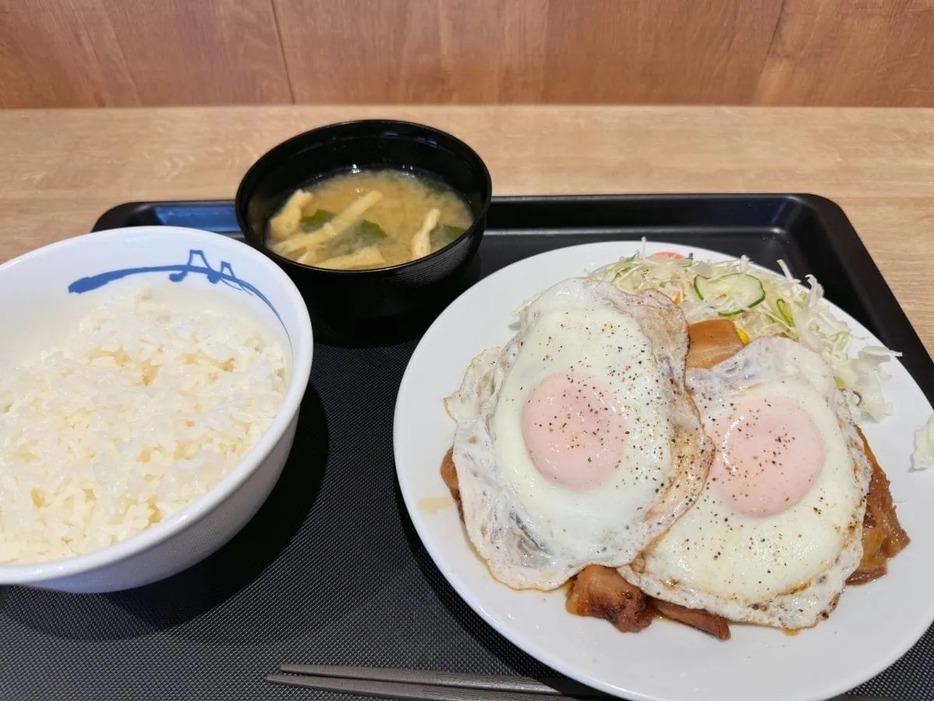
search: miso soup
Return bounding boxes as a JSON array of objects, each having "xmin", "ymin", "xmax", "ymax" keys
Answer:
[{"xmin": 266, "ymin": 169, "xmax": 473, "ymax": 270}]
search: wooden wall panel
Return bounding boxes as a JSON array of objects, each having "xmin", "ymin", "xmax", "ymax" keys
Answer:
[
  {"xmin": 0, "ymin": 0, "xmax": 140, "ymax": 107},
  {"xmin": 273, "ymin": 0, "xmax": 552, "ymax": 103},
  {"xmin": 103, "ymin": 0, "xmax": 291, "ymax": 105},
  {"xmin": 754, "ymin": 0, "xmax": 934, "ymax": 106},
  {"xmin": 1, "ymin": 0, "xmax": 934, "ymax": 107},
  {"xmin": 273, "ymin": 0, "xmax": 784, "ymax": 104},
  {"xmin": 539, "ymin": 0, "xmax": 785, "ymax": 103},
  {"xmin": 0, "ymin": 0, "xmax": 291, "ymax": 107}
]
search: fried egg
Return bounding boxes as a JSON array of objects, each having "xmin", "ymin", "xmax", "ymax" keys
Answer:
[
  {"xmin": 445, "ymin": 278, "xmax": 713, "ymax": 590},
  {"xmin": 620, "ymin": 336, "xmax": 872, "ymax": 629}
]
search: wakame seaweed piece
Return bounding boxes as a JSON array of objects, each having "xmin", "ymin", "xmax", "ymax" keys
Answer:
[
  {"xmin": 324, "ymin": 220, "xmax": 390, "ymax": 257},
  {"xmin": 300, "ymin": 209, "xmax": 335, "ymax": 231},
  {"xmin": 356, "ymin": 219, "xmax": 389, "ymax": 245},
  {"xmin": 429, "ymin": 224, "xmax": 466, "ymax": 250}
]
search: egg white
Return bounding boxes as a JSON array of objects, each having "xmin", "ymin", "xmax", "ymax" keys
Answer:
[
  {"xmin": 620, "ymin": 336, "xmax": 872, "ymax": 629},
  {"xmin": 445, "ymin": 278, "xmax": 712, "ymax": 590}
]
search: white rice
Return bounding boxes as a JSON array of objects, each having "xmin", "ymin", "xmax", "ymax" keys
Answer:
[{"xmin": 0, "ymin": 284, "xmax": 288, "ymax": 564}]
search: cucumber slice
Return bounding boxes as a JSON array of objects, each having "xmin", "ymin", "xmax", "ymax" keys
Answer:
[{"xmin": 693, "ymin": 273, "xmax": 765, "ymax": 316}]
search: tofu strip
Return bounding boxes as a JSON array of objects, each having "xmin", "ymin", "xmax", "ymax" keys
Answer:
[
  {"xmin": 274, "ymin": 190, "xmax": 384, "ymax": 258},
  {"xmin": 270, "ymin": 222, "xmax": 338, "ymax": 256},
  {"xmin": 268, "ymin": 190, "xmax": 313, "ymax": 241},
  {"xmin": 313, "ymin": 245, "xmax": 385, "ymax": 270},
  {"xmin": 409, "ymin": 208, "xmax": 441, "ymax": 259}
]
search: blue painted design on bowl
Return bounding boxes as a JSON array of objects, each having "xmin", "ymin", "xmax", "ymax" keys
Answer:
[{"xmin": 68, "ymin": 249, "xmax": 284, "ymax": 326}]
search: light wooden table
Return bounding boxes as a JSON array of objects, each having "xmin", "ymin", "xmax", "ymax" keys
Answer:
[{"xmin": 1, "ymin": 105, "xmax": 932, "ymax": 357}]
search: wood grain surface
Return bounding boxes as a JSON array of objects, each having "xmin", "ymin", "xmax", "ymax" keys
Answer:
[
  {"xmin": 0, "ymin": 0, "xmax": 291, "ymax": 107},
  {"xmin": 1, "ymin": 105, "xmax": 932, "ymax": 358},
  {"xmin": 3, "ymin": 1, "xmax": 934, "ymax": 107},
  {"xmin": 754, "ymin": 0, "xmax": 934, "ymax": 106}
]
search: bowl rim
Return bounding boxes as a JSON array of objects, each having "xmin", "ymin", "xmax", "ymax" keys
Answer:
[
  {"xmin": 0, "ymin": 225, "xmax": 314, "ymax": 585},
  {"xmin": 234, "ymin": 118, "xmax": 493, "ymax": 276}
]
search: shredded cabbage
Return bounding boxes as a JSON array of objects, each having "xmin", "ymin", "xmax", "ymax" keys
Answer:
[
  {"xmin": 912, "ymin": 415, "xmax": 934, "ymax": 471},
  {"xmin": 591, "ymin": 249, "xmax": 900, "ymax": 422}
]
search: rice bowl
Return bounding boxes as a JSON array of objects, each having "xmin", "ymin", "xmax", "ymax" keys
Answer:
[{"xmin": 0, "ymin": 226, "xmax": 313, "ymax": 592}]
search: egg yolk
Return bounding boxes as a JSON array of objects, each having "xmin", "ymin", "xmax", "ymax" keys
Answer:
[
  {"xmin": 521, "ymin": 371, "xmax": 627, "ymax": 489},
  {"xmin": 710, "ymin": 396, "xmax": 825, "ymax": 517}
]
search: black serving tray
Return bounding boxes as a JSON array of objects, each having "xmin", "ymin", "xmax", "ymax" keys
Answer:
[
  {"xmin": 93, "ymin": 194, "xmax": 933, "ymax": 398},
  {"xmin": 1, "ymin": 195, "xmax": 931, "ymax": 701}
]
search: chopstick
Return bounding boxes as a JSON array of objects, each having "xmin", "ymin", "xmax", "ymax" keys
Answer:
[
  {"xmin": 266, "ymin": 665, "xmax": 893, "ymax": 701},
  {"xmin": 266, "ymin": 665, "xmax": 611, "ymax": 701}
]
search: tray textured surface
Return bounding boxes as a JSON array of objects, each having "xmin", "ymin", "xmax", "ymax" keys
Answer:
[{"xmin": 1, "ymin": 195, "xmax": 931, "ymax": 700}]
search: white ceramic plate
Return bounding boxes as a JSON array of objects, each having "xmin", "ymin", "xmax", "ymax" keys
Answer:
[{"xmin": 393, "ymin": 241, "xmax": 934, "ymax": 701}]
